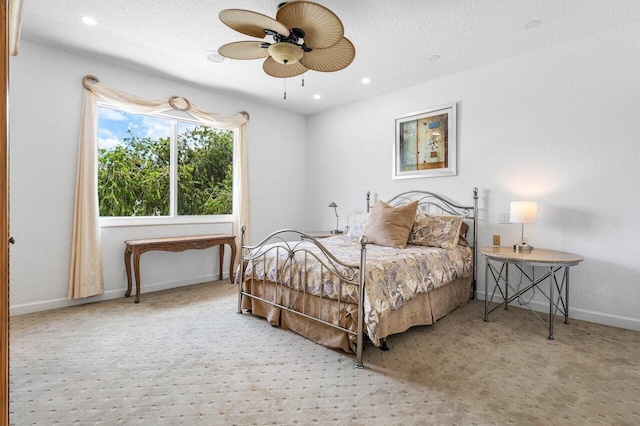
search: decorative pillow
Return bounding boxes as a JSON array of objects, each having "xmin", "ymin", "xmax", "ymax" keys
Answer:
[
  {"xmin": 364, "ymin": 200, "xmax": 418, "ymax": 248},
  {"xmin": 458, "ymin": 221, "xmax": 469, "ymax": 246},
  {"xmin": 346, "ymin": 212, "xmax": 369, "ymax": 239},
  {"xmin": 408, "ymin": 213, "xmax": 464, "ymax": 249}
]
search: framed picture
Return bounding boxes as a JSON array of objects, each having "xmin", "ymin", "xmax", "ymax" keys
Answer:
[{"xmin": 393, "ymin": 103, "xmax": 457, "ymax": 179}]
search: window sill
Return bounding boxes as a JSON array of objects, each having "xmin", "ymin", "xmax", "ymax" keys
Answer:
[{"xmin": 99, "ymin": 215, "xmax": 234, "ymax": 228}]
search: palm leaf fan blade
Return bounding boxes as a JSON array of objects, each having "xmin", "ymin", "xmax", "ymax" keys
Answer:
[
  {"xmin": 276, "ymin": 1, "xmax": 343, "ymax": 49},
  {"xmin": 299, "ymin": 37, "xmax": 355, "ymax": 72},
  {"xmin": 219, "ymin": 9, "xmax": 290, "ymax": 38},
  {"xmin": 263, "ymin": 57, "xmax": 308, "ymax": 78},
  {"xmin": 218, "ymin": 41, "xmax": 270, "ymax": 60}
]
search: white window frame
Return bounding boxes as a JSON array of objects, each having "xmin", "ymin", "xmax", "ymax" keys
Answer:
[{"xmin": 97, "ymin": 103, "xmax": 235, "ymax": 228}]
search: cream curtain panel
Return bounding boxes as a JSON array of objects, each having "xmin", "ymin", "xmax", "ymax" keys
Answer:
[{"xmin": 68, "ymin": 76, "xmax": 249, "ymax": 299}]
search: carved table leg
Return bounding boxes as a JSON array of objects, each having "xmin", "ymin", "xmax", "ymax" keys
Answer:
[
  {"xmin": 133, "ymin": 250, "xmax": 142, "ymax": 303},
  {"xmin": 124, "ymin": 245, "xmax": 133, "ymax": 298},
  {"xmin": 219, "ymin": 244, "xmax": 225, "ymax": 281}
]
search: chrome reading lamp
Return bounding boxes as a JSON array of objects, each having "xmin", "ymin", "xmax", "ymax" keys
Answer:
[
  {"xmin": 510, "ymin": 201, "xmax": 538, "ymax": 252},
  {"xmin": 328, "ymin": 202, "xmax": 343, "ymax": 234}
]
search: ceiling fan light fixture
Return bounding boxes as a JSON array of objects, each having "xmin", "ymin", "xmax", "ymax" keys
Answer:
[
  {"xmin": 268, "ymin": 42, "xmax": 303, "ymax": 65},
  {"xmin": 218, "ymin": 2, "xmax": 355, "ymax": 79}
]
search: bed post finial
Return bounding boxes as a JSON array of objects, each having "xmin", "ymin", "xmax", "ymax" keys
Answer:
[{"xmin": 473, "ymin": 187, "xmax": 478, "ymax": 199}]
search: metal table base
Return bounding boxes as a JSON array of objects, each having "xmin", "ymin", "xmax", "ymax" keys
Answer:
[{"xmin": 481, "ymin": 247, "xmax": 583, "ymax": 340}]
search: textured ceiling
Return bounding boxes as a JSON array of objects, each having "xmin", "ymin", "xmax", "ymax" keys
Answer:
[{"xmin": 18, "ymin": 0, "xmax": 640, "ymax": 116}]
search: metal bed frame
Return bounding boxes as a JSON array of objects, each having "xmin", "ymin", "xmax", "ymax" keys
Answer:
[
  {"xmin": 237, "ymin": 188, "xmax": 478, "ymax": 369},
  {"xmin": 370, "ymin": 188, "xmax": 479, "ymax": 298}
]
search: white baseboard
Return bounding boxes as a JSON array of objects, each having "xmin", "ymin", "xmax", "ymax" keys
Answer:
[
  {"xmin": 10, "ymin": 273, "xmax": 229, "ymax": 316},
  {"xmin": 475, "ymin": 291, "xmax": 640, "ymax": 332},
  {"xmin": 13, "ymin": 283, "xmax": 639, "ymax": 333}
]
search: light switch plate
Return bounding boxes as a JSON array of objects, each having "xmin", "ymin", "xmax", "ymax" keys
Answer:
[{"xmin": 493, "ymin": 235, "xmax": 501, "ymax": 246}]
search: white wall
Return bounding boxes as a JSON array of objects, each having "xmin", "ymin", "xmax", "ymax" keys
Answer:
[
  {"xmin": 305, "ymin": 23, "xmax": 640, "ymax": 331},
  {"xmin": 9, "ymin": 41, "xmax": 307, "ymax": 314},
  {"xmin": 10, "ymin": 21, "xmax": 640, "ymax": 332}
]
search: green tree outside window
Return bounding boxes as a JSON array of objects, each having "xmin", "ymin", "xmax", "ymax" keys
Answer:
[{"xmin": 98, "ymin": 107, "xmax": 233, "ymax": 217}]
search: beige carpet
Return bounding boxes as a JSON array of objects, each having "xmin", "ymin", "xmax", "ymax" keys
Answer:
[{"xmin": 9, "ymin": 281, "xmax": 640, "ymax": 425}]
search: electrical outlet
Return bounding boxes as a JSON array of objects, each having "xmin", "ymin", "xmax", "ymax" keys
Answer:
[
  {"xmin": 493, "ymin": 235, "xmax": 501, "ymax": 246},
  {"xmin": 499, "ymin": 213, "xmax": 510, "ymax": 224}
]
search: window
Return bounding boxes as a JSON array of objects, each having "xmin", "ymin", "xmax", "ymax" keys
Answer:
[{"xmin": 97, "ymin": 105, "xmax": 234, "ymax": 221}]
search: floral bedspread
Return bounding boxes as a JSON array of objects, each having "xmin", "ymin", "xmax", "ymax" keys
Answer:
[{"xmin": 242, "ymin": 235, "xmax": 473, "ymax": 345}]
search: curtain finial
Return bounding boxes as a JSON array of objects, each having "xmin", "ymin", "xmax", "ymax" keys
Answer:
[
  {"xmin": 82, "ymin": 75, "xmax": 100, "ymax": 90},
  {"xmin": 168, "ymin": 96, "xmax": 191, "ymax": 111}
]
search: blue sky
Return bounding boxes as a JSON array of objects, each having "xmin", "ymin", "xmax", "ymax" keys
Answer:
[
  {"xmin": 98, "ymin": 106, "xmax": 205, "ymax": 151},
  {"xmin": 98, "ymin": 106, "xmax": 171, "ymax": 150}
]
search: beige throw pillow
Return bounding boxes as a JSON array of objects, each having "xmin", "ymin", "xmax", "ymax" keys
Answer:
[
  {"xmin": 364, "ymin": 200, "xmax": 418, "ymax": 248},
  {"xmin": 408, "ymin": 213, "xmax": 464, "ymax": 249},
  {"xmin": 458, "ymin": 221, "xmax": 469, "ymax": 247}
]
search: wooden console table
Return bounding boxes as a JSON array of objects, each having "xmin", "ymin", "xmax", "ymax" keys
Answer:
[{"xmin": 124, "ymin": 234, "xmax": 236, "ymax": 303}]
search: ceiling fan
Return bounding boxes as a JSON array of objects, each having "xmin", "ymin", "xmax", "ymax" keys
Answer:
[{"xmin": 217, "ymin": 1, "xmax": 355, "ymax": 78}]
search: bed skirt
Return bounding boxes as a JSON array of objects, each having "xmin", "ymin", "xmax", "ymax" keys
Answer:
[{"xmin": 240, "ymin": 276, "xmax": 472, "ymax": 354}]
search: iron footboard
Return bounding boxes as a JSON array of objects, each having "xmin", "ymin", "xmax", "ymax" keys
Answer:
[{"xmin": 237, "ymin": 227, "xmax": 368, "ymax": 369}]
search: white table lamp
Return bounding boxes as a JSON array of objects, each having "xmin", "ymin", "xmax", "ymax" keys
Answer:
[{"xmin": 510, "ymin": 201, "xmax": 537, "ymax": 252}]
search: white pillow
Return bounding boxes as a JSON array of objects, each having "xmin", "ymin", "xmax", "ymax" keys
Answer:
[{"xmin": 345, "ymin": 212, "xmax": 369, "ymax": 239}]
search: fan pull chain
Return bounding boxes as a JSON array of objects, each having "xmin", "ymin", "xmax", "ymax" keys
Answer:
[
  {"xmin": 302, "ymin": 77, "xmax": 305, "ymax": 87},
  {"xmin": 284, "ymin": 78, "xmax": 287, "ymax": 100}
]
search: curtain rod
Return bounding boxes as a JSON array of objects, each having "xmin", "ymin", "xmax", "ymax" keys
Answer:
[{"xmin": 81, "ymin": 74, "xmax": 250, "ymax": 120}]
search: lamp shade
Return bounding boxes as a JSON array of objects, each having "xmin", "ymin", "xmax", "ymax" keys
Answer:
[
  {"xmin": 268, "ymin": 42, "xmax": 303, "ymax": 65},
  {"xmin": 510, "ymin": 201, "xmax": 537, "ymax": 224}
]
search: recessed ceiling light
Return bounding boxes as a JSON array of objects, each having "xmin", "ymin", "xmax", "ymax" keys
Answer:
[
  {"xmin": 205, "ymin": 51, "xmax": 226, "ymax": 63},
  {"xmin": 81, "ymin": 16, "xmax": 97, "ymax": 25},
  {"xmin": 361, "ymin": 77, "xmax": 370, "ymax": 84},
  {"xmin": 428, "ymin": 54, "xmax": 441, "ymax": 61},
  {"xmin": 313, "ymin": 94, "xmax": 321, "ymax": 100},
  {"xmin": 525, "ymin": 20, "xmax": 541, "ymax": 29}
]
